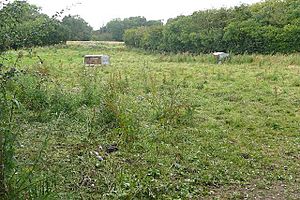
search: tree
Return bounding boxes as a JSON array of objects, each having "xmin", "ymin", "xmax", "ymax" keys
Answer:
[
  {"xmin": 102, "ymin": 16, "xmax": 162, "ymax": 41},
  {"xmin": 105, "ymin": 18, "xmax": 125, "ymax": 41},
  {"xmin": 0, "ymin": 1, "xmax": 67, "ymax": 51},
  {"xmin": 61, "ymin": 15, "xmax": 93, "ymax": 41},
  {"xmin": 124, "ymin": 0, "xmax": 300, "ymax": 54}
]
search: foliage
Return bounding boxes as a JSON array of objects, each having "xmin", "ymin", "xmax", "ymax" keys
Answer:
[
  {"xmin": 0, "ymin": 56, "xmax": 56, "ymax": 198},
  {"xmin": 62, "ymin": 15, "xmax": 93, "ymax": 41},
  {"xmin": 100, "ymin": 16, "xmax": 162, "ymax": 41},
  {"xmin": 0, "ymin": 1, "xmax": 63, "ymax": 198},
  {"xmin": 0, "ymin": 1, "xmax": 68, "ymax": 51},
  {"xmin": 124, "ymin": 0, "xmax": 300, "ymax": 54},
  {"xmin": 91, "ymin": 30, "xmax": 113, "ymax": 41}
]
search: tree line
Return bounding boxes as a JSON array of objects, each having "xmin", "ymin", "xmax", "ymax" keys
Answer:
[
  {"xmin": 1, "ymin": 0, "xmax": 299, "ymax": 54},
  {"xmin": 0, "ymin": 1, "xmax": 162, "ymax": 51},
  {"xmin": 124, "ymin": 0, "xmax": 300, "ymax": 54},
  {"xmin": 0, "ymin": 1, "xmax": 95, "ymax": 51},
  {"xmin": 92, "ymin": 17, "xmax": 162, "ymax": 41}
]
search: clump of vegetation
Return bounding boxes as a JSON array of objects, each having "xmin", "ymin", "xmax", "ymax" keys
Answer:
[
  {"xmin": 0, "ymin": 1, "xmax": 66, "ymax": 51},
  {"xmin": 0, "ymin": 56, "xmax": 55, "ymax": 199},
  {"xmin": 94, "ymin": 16, "xmax": 162, "ymax": 41},
  {"xmin": 124, "ymin": 0, "xmax": 300, "ymax": 54},
  {"xmin": 62, "ymin": 15, "xmax": 93, "ymax": 41},
  {"xmin": 0, "ymin": 1, "xmax": 94, "ymax": 51}
]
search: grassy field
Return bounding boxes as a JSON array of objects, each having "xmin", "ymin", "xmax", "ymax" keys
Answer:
[
  {"xmin": 66, "ymin": 41, "xmax": 125, "ymax": 46},
  {"xmin": 1, "ymin": 43, "xmax": 300, "ymax": 199}
]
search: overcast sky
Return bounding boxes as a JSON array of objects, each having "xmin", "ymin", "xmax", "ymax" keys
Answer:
[{"xmin": 27, "ymin": 0, "xmax": 262, "ymax": 29}]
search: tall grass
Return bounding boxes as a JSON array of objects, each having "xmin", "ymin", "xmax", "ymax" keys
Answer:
[
  {"xmin": 154, "ymin": 51, "xmax": 300, "ymax": 66},
  {"xmin": 0, "ymin": 45, "xmax": 299, "ymax": 199}
]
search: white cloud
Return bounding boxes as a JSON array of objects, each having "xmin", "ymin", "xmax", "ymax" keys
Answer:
[{"xmin": 27, "ymin": 0, "xmax": 262, "ymax": 29}]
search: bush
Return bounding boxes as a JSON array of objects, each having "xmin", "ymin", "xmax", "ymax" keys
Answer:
[
  {"xmin": 124, "ymin": 0, "xmax": 300, "ymax": 54},
  {"xmin": 0, "ymin": 1, "xmax": 68, "ymax": 51}
]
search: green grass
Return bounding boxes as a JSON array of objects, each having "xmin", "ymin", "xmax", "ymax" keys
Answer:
[{"xmin": 2, "ymin": 44, "xmax": 300, "ymax": 199}]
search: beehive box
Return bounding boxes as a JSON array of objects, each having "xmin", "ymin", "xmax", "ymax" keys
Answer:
[
  {"xmin": 212, "ymin": 52, "xmax": 230, "ymax": 64},
  {"xmin": 84, "ymin": 55, "xmax": 110, "ymax": 66}
]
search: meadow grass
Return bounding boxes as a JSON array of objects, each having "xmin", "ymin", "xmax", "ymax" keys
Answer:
[{"xmin": 2, "ymin": 44, "xmax": 299, "ymax": 199}]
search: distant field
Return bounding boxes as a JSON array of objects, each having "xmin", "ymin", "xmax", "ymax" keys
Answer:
[
  {"xmin": 3, "ymin": 44, "xmax": 300, "ymax": 199},
  {"xmin": 66, "ymin": 40, "xmax": 125, "ymax": 46}
]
